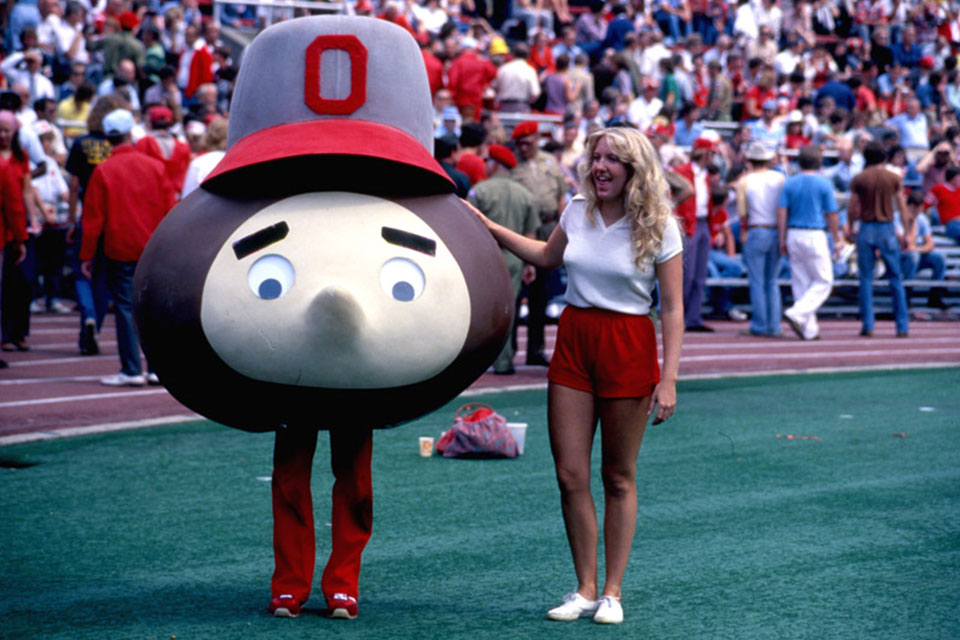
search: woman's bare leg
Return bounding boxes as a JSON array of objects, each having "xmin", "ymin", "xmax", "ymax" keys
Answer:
[
  {"xmin": 548, "ymin": 382, "xmax": 599, "ymax": 599},
  {"xmin": 597, "ymin": 396, "xmax": 652, "ymax": 598}
]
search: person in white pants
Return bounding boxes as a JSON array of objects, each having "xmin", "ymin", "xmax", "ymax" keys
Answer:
[{"xmin": 776, "ymin": 146, "xmax": 842, "ymax": 340}]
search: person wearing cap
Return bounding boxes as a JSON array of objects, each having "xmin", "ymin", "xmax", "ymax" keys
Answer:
[
  {"xmin": 147, "ymin": 16, "xmax": 516, "ymax": 622},
  {"xmin": 494, "ymin": 41, "xmax": 541, "ymax": 113},
  {"xmin": 63, "ymin": 93, "xmax": 128, "ymax": 355},
  {"xmin": 674, "ymin": 135, "xmax": 724, "ymax": 331},
  {"xmin": 446, "ymin": 34, "xmax": 496, "ymax": 123},
  {"xmin": 783, "ymin": 109, "xmax": 809, "ymax": 149},
  {"xmin": 737, "ymin": 141, "xmax": 785, "ymax": 337},
  {"xmin": 86, "ymin": 10, "xmax": 146, "ymax": 80},
  {"xmin": 776, "ymin": 145, "xmax": 841, "ymax": 341},
  {"xmin": 79, "ymin": 108, "xmax": 177, "ymax": 385},
  {"xmin": 847, "ymin": 140, "xmax": 912, "ymax": 338},
  {"xmin": 136, "ymin": 104, "xmax": 191, "ymax": 195},
  {"xmin": 510, "ymin": 119, "xmax": 567, "ymax": 365},
  {"xmin": 29, "ymin": 118, "xmax": 71, "ymax": 315},
  {"xmin": 467, "ymin": 144, "xmax": 539, "ymax": 374},
  {"xmin": 435, "ymin": 105, "xmax": 462, "ymax": 139},
  {"xmin": 469, "ymin": 126, "xmax": 683, "ymax": 625}
]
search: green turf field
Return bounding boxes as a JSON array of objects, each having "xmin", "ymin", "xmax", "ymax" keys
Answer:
[{"xmin": 2, "ymin": 367, "xmax": 959, "ymax": 640}]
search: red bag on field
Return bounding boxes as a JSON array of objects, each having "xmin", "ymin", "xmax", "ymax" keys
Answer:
[{"xmin": 436, "ymin": 402, "xmax": 518, "ymax": 459}]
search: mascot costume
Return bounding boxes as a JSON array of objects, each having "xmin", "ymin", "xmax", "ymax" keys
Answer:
[{"xmin": 132, "ymin": 16, "xmax": 513, "ymax": 620}]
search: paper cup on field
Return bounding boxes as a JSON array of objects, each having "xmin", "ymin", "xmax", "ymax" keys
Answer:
[
  {"xmin": 419, "ymin": 437, "xmax": 434, "ymax": 457},
  {"xmin": 506, "ymin": 422, "xmax": 527, "ymax": 455}
]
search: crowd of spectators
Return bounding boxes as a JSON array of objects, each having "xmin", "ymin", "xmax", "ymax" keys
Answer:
[
  {"xmin": 406, "ymin": 0, "xmax": 960, "ymax": 327},
  {"xmin": 1, "ymin": 0, "xmax": 958, "ymax": 367},
  {"xmin": 0, "ymin": 0, "xmax": 230, "ymax": 363}
]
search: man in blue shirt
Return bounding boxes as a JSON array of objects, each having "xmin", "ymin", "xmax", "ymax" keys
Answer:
[
  {"xmin": 815, "ymin": 73, "xmax": 856, "ymax": 113},
  {"xmin": 898, "ymin": 191, "xmax": 948, "ymax": 310},
  {"xmin": 673, "ymin": 103, "xmax": 704, "ymax": 147},
  {"xmin": 891, "ymin": 25, "xmax": 922, "ymax": 70},
  {"xmin": 885, "ymin": 97, "xmax": 929, "ymax": 149},
  {"xmin": 749, "ymin": 100, "xmax": 785, "ymax": 149},
  {"xmin": 777, "ymin": 145, "xmax": 841, "ymax": 340}
]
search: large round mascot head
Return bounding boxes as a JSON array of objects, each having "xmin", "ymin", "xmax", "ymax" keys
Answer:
[{"xmin": 133, "ymin": 16, "xmax": 513, "ymax": 432}]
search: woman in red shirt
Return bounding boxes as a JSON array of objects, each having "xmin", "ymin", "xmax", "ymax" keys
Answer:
[
  {"xmin": 527, "ymin": 31, "xmax": 556, "ymax": 83},
  {"xmin": 742, "ymin": 73, "xmax": 776, "ymax": 120}
]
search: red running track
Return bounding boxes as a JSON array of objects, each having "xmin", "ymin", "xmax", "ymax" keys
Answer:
[{"xmin": 2, "ymin": 312, "xmax": 958, "ymax": 442}]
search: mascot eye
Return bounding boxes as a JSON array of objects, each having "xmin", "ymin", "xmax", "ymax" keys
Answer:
[
  {"xmin": 380, "ymin": 257, "xmax": 425, "ymax": 302},
  {"xmin": 247, "ymin": 254, "xmax": 295, "ymax": 300}
]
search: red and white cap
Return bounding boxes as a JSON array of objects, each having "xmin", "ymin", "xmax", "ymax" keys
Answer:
[{"xmin": 203, "ymin": 16, "xmax": 453, "ymax": 197}]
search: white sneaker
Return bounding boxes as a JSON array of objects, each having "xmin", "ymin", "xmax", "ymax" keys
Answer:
[
  {"xmin": 593, "ymin": 595, "xmax": 623, "ymax": 624},
  {"xmin": 547, "ymin": 592, "xmax": 599, "ymax": 621},
  {"xmin": 50, "ymin": 300, "xmax": 73, "ymax": 314},
  {"xmin": 101, "ymin": 373, "xmax": 147, "ymax": 387},
  {"xmin": 728, "ymin": 308, "xmax": 748, "ymax": 321},
  {"xmin": 146, "ymin": 372, "xmax": 161, "ymax": 385}
]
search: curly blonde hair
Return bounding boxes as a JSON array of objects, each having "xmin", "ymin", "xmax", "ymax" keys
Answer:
[{"xmin": 577, "ymin": 127, "xmax": 675, "ymax": 268}]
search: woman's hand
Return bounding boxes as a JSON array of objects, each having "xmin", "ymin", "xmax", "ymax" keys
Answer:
[
  {"xmin": 648, "ymin": 380, "xmax": 676, "ymax": 425},
  {"xmin": 460, "ymin": 197, "xmax": 496, "ymax": 232}
]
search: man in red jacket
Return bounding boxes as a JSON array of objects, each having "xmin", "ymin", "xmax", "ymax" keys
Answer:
[
  {"xmin": 136, "ymin": 105, "xmax": 192, "ymax": 195},
  {"xmin": 178, "ymin": 23, "xmax": 214, "ymax": 101},
  {"xmin": 80, "ymin": 109, "xmax": 177, "ymax": 386},
  {"xmin": 0, "ymin": 161, "xmax": 27, "ymax": 369},
  {"xmin": 446, "ymin": 37, "xmax": 496, "ymax": 123},
  {"xmin": 674, "ymin": 135, "xmax": 725, "ymax": 331}
]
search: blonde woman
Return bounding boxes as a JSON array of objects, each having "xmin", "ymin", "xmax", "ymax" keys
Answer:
[{"xmin": 467, "ymin": 126, "xmax": 683, "ymax": 624}]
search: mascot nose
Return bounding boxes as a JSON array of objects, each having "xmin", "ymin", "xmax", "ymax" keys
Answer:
[{"xmin": 308, "ymin": 286, "xmax": 365, "ymax": 340}]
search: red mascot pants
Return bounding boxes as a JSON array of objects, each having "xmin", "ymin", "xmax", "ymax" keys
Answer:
[{"xmin": 270, "ymin": 426, "xmax": 373, "ymax": 605}]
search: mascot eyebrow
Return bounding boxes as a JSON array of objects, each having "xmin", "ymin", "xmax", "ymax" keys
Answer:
[
  {"xmin": 233, "ymin": 221, "xmax": 290, "ymax": 260},
  {"xmin": 381, "ymin": 226, "xmax": 436, "ymax": 257}
]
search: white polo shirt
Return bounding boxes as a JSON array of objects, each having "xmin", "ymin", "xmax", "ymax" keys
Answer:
[{"xmin": 560, "ymin": 196, "xmax": 683, "ymax": 315}]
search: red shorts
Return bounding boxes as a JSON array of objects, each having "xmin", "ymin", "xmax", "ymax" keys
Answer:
[{"xmin": 547, "ymin": 306, "xmax": 660, "ymax": 398}]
